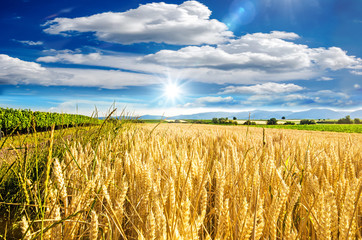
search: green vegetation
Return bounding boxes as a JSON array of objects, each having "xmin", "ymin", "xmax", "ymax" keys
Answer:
[
  {"xmin": 267, "ymin": 118, "xmax": 278, "ymax": 125},
  {"xmin": 251, "ymin": 124, "xmax": 362, "ymax": 133},
  {"xmin": 212, "ymin": 117, "xmax": 238, "ymax": 125},
  {"xmin": 188, "ymin": 119, "xmax": 211, "ymax": 124},
  {"xmin": 243, "ymin": 120, "xmax": 256, "ymax": 125},
  {"xmin": 0, "ymin": 108, "xmax": 99, "ymax": 136},
  {"xmin": 0, "ymin": 118, "xmax": 133, "ymax": 239},
  {"xmin": 142, "ymin": 119, "xmax": 166, "ymax": 123},
  {"xmin": 336, "ymin": 115, "xmax": 361, "ymax": 124},
  {"xmin": 300, "ymin": 119, "xmax": 316, "ymax": 125},
  {"xmin": 337, "ymin": 115, "xmax": 354, "ymax": 124}
]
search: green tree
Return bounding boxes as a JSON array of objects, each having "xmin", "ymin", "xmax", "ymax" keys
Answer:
[
  {"xmin": 267, "ymin": 118, "xmax": 277, "ymax": 125},
  {"xmin": 300, "ymin": 119, "xmax": 316, "ymax": 125},
  {"xmin": 337, "ymin": 115, "xmax": 353, "ymax": 124},
  {"xmin": 243, "ymin": 120, "xmax": 256, "ymax": 125}
]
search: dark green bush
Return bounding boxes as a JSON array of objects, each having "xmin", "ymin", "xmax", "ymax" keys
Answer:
[
  {"xmin": 337, "ymin": 115, "xmax": 353, "ymax": 124},
  {"xmin": 267, "ymin": 118, "xmax": 277, "ymax": 125},
  {"xmin": 300, "ymin": 119, "xmax": 316, "ymax": 125},
  {"xmin": 243, "ymin": 120, "xmax": 256, "ymax": 125}
]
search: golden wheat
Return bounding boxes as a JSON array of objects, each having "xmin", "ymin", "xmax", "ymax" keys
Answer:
[{"xmin": 4, "ymin": 123, "xmax": 362, "ymax": 239}]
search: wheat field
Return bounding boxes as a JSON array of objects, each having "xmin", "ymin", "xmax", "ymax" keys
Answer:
[{"xmin": 1, "ymin": 122, "xmax": 361, "ymax": 239}]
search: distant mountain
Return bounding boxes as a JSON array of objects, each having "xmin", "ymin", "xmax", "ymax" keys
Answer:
[
  {"xmin": 166, "ymin": 110, "xmax": 294, "ymax": 120},
  {"xmin": 139, "ymin": 108, "xmax": 361, "ymax": 120},
  {"xmin": 286, "ymin": 109, "xmax": 347, "ymax": 120},
  {"xmin": 168, "ymin": 112, "xmax": 235, "ymax": 120},
  {"xmin": 139, "ymin": 115, "xmax": 165, "ymax": 120},
  {"xmin": 249, "ymin": 110, "xmax": 293, "ymax": 120},
  {"xmin": 350, "ymin": 110, "xmax": 362, "ymax": 119}
]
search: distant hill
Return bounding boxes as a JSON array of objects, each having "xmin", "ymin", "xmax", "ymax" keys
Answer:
[
  {"xmin": 139, "ymin": 108, "xmax": 362, "ymax": 120},
  {"xmin": 350, "ymin": 110, "xmax": 362, "ymax": 118},
  {"xmin": 286, "ymin": 109, "xmax": 347, "ymax": 120},
  {"xmin": 139, "ymin": 115, "xmax": 165, "ymax": 120}
]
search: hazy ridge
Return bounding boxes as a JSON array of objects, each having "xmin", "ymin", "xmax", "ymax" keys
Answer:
[{"xmin": 139, "ymin": 108, "xmax": 362, "ymax": 120}]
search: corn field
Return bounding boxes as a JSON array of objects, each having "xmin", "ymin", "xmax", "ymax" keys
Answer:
[{"xmin": 0, "ymin": 122, "xmax": 361, "ymax": 239}]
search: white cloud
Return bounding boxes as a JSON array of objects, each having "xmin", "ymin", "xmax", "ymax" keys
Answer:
[
  {"xmin": 197, "ymin": 96, "xmax": 234, "ymax": 103},
  {"xmin": 37, "ymin": 52, "xmax": 101, "ymax": 64},
  {"xmin": 317, "ymin": 76, "xmax": 333, "ymax": 81},
  {"xmin": 15, "ymin": 40, "xmax": 44, "ymax": 46},
  {"xmin": 144, "ymin": 31, "xmax": 362, "ymax": 72},
  {"xmin": 220, "ymin": 82, "xmax": 304, "ymax": 95},
  {"xmin": 241, "ymin": 90, "xmax": 352, "ymax": 107},
  {"xmin": 36, "ymin": 30, "xmax": 362, "ymax": 86},
  {"xmin": 309, "ymin": 47, "xmax": 360, "ymax": 71},
  {"xmin": 184, "ymin": 96, "xmax": 234, "ymax": 107},
  {"xmin": 37, "ymin": 49, "xmax": 320, "ymax": 85},
  {"xmin": 0, "ymin": 54, "xmax": 160, "ymax": 88},
  {"xmin": 43, "ymin": 1, "xmax": 232, "ymax": 45},
  {"xmin": 350, "ymin": 70, "xmax": 362, "ymax": 75},
  {"xmin": 354, "ymin": 84, "xmax": 361, "ymax": 89},
  {"xmin": 36, "ymin": 50, "xmax": 169, "ymax": 75},
  {"xmin": 0, "ymin": 54, "xmax": 54, "ymax": 85},
  {"xmin": 51, "ymin": 68, "xmax": 158, "ymax": 88}
]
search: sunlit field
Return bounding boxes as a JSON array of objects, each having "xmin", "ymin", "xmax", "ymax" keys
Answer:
[
  {"xmin": 250, "ymin": 124, "xmax": 362, "ymax": 133},
  {"xmin": 0, "ymin": 122, "xmax": 361, "ymax": 239}
]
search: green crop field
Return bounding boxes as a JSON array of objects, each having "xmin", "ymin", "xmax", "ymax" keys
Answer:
[
  {"xmin": 248, "ymin": 124, "xmax": 362, "ymax": 133},
  {"xmin": 0, "ymin": 108, "xmax": 100, "ymax": 136}
]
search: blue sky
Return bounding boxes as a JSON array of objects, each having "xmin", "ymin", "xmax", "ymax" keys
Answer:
[{"xmin": 1, "ymin": 0, "xmax": 361, "ymax": 116}]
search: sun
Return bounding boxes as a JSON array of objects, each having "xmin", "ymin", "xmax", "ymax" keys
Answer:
[{"xmin": 164, "ymin": 83, "xmax": 181, "ymax": 100}]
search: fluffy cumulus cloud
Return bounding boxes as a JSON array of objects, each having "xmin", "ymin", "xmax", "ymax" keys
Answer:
[
  {"xmin": 144, "ymin": 31, "xmax": 362, "ymax": 72},
  {"xmin": 36, "ymin": 49, "xmax": 320, "ymax": 85},
  {"xmin": 43, "ymin": 1, "xmax": 232, "ymax": 45},
  {"xmin": 184, "ymin": 96, "xmax": 234, "ymax": 107},
  {"xmin": 0, "ymin": 54, "xmax": 53, "ymax": 85}
]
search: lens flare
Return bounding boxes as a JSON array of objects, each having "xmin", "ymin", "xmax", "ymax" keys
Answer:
[{"xmin": 224, "ymin": 0, "xmax": 256, "ymax": 30}]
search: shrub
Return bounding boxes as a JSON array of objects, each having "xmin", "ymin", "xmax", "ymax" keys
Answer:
[
  {"xmin": 211, "ymin": 118, "xmax": 237, "ymax": 125},
  {"xmin": 354, "ymin": 118, "xmax": 361, "ymax": 124},
  {"xmin": 267, "ymin": 118, "xmax": 277, "ymax": 125},
  {"xmin": 300, "ymin": 119, "xmax": 316, "ymax": 125},
  {"xmin": 243, "ymin": 120, "xmax": 256, "ymax": 125},
  {"xmin": 337, "ymin": 115, "xmax": 353, "ymax": 124},
  {"xmin": 284, "ymin": 121, "xmax": 296, "ymax": 125}
]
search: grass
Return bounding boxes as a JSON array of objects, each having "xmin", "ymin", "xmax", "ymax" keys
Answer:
[
  {"xmin": 250, "ymin": 124, "xmax": 362, "ymax": 133},
  {"xmin": 0, "ymin": 126, "xmax": 97, "ymax": 150},
  {"xmin": 0, "ymin": 121, "xmax": 361, "ymax": 239}
]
